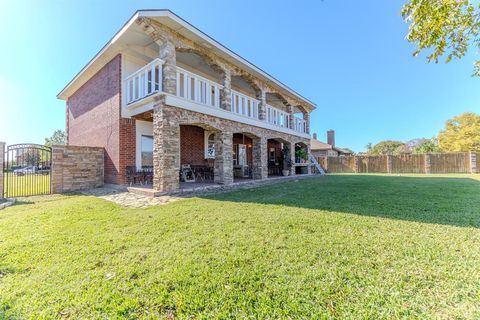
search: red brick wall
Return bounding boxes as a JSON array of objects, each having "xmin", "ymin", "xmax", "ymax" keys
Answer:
[
  {"xmin": 119, "ymin": 118, "xmax": 136, "ymax": 183},
  {"xmin": 180, "ymin": 125, "xmax": 209, "ymax": 166},
  {"xmin": 66, "ymin": 54, "xmax": 131, "ymax": 184}
]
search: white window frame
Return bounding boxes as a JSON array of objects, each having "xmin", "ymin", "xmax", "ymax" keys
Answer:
[{"xmin": 204, "ymin": 131, "xmax": 216, "ymax": 159}]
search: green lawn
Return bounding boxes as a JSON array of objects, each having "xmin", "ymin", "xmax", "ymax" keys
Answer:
[
  {"xmin": 3, "ymin": 172, "xmax": 50, "ymax": 197},
  {"xmin": 1, "ymin": 174, "xmax": 480, "ymax": 319}
]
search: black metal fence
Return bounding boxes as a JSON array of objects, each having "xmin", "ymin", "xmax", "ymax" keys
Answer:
[{"xmin": 3, "ymin": 144, "xmax": 51, "ymax": 197}]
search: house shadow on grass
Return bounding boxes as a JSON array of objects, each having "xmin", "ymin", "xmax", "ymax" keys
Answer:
[{"xmin": 202, "ymin": 175, "xmax": 480, "ymax": 229}]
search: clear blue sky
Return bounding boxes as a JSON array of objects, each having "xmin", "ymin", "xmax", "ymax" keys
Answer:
[{"xmin": 0, "ymin": 0, "xmax": 478, "ymax": 152}]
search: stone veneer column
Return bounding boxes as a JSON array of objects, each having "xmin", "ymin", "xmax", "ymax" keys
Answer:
[
  {"xmin": 214, "ymin": 131, "xmax": 233, "ymax": 184},
  {"xmin": 287, "ymin": 105, "xmax": 294, "ymax": 130},
  {"xmin": 159, "ymin": 41, "xmax": 176, "ymax": 95},
  {"xmin": 303, "ymin": 111, "xmax": 310, "ymax": 134},
  {"xmin": 220, "ymin": 69, "xmax": 232, "ymax": 111},
  {"xmin": 252, "ymin": 137, "xmax": 268, "ymax": 179},
  {"xmin": 290, "ymin": 142, "xmax": 297, "ymax": 176},
  {"xmin": 0, "ymin": 142, "xmax": 4, "ymax": 199},
  {"xmin": 257, "ymin": 89, "xmax": 267, "ymax": 121},
  {"xmin": 51, "ymin": 146, "xmax": 64, "ymax": 194},
  {"xmin": 153, "ymin": 99, "xmax": 180, "ymax": 192}
]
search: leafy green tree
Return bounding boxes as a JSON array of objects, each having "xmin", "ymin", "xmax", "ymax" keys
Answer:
[
  {"xmin": 438, "ymin": 112, "xmax": 480, "ymax": 151},
  {"xmin": 369, "ymin": 140, "xmax": 405, "ymax": 155},
  {"xmin": 25, "ymin": 150, "xmax": 41, "ymax": 166},
  {"xmin": 412, "ymin": 138, "xmax": 441, "ymax": 154},
  {"xmin": 45, "ymin": 130, "xmax": 66, "ymax": 147},
  {"xmin": 402, "ymin": 0, "xmax": 480, "ymax": 75}
]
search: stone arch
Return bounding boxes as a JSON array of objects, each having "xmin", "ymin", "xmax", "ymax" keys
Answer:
[
  {"xmin": 175, "ymin": 47, "xmax": 226, "ymax": 78},
  {"xmin": 231, "ymin": 73, "xmax": 262, "ymax": 98},
  {"xmin": 266, "ymin": 137, "xmax": 291, "ymax": 177},
  {"xmin": 178, "ymin": 120, "xmax": 222, "ymax": 133}
]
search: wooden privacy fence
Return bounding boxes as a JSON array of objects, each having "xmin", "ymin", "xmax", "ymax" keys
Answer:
[{"xmin": 319, "ymin": 152, "xmax": 479, "ymax": 174}]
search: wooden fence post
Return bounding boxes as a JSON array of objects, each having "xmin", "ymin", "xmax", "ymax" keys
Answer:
[
  {"xmin": 471, "ymin": 152, "xmax": 477, "ymax": 174},
  {"xmin": 386, "ymin": 155, "xmax": 392, "ymax": 174},
  {"xmin": 0, "ymin": 142, "xmax": 4, "ymax": 199},
  {"xmin": 424, "ymin": 154, "xmax": 431, "ymax": 174},
  {"xmin": 354, "ymin": 156, "xmax": 359, "ymax": 173},
  {"xmin": 323, "ymin": 156, "xmax": 328, "ymax": 172}
]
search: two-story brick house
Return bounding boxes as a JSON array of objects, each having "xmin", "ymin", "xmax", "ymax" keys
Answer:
[{"xmin": 58, "ymin": 10, "xmax": 316, "ymax": 192}]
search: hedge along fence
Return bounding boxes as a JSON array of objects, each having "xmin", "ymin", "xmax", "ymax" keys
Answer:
[{"xmin": 319, "ymin": 152, "xmax": 479, "ymax": 174}]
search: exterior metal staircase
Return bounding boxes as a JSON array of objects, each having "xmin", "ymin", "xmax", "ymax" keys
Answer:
[{"xmin": 308, "ymin": 153, "xmax": 326, "ymax": 175}]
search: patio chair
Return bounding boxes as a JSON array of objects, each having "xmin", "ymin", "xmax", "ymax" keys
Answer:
[{"xmin": 180, "ymin": 164, "xmax": 196, "ymax": 183}]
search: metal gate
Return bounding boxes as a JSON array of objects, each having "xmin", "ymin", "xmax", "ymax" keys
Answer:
[{"xmin": 3, "ymin": 144, "xmax": 52, "ymax": 197}]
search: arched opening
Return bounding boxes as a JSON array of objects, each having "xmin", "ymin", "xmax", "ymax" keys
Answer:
[
  {"xmin": 179, "ymin": 124, "xmax": 220, "ymax": 186},
  {"xmin": 232, "ymin": 132, "xmax": 256, "ymax": 181},
  {"xmin": 175, "ymin": 50, "xmax": 225, "ymax": 107},
  {"xmin": 267, "ymin": 138, "xmax": 291, "ymax": 177},
  {"xmin": 231, "ymin": 75, "xmax": 261, "ymax": 119},
  {"xmin": 265, "ymin": 93, "xmax": 290, "ymax": 128},
  {"xmin": 294, "ymin": 142, "xmax": 309, "ymax": 175}
]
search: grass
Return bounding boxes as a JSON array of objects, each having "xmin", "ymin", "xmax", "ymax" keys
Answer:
[
  {"xmin": 0, "ymin": 174, "xmax": 480, "ymax": 319},
  {"xmin": 3, "ymin": 172, "xmax": 50, "ymax": 197}
]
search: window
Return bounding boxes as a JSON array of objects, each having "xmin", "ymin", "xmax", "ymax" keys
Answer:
[
  {"xmin": 269, "ymin": 147, "xmax": 276, "ymax": 162},
  {"xmin": 205, "ymin": 132, "xmax": 215, "ymax": 159},
  {"xmin": 141, "ymin": 135, "xmax": 153, "ymax": 167},
  {"xmin": 233, "ymin": 144, "xmax": 238, "ymax": 165},
  {"xmin": 238, "ymin": 144, "xmax": 247, "ymax": 166}
]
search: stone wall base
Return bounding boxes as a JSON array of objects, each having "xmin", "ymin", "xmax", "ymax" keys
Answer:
[{"xmin": 52, "ymin": 145, "xmax": 105, "ymax": 193}]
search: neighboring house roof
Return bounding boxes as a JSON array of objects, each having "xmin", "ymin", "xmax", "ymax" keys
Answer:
[
  {"xmin": 310, "ymin": 138, "xmax": 352, "ymax": 154},
  {"xmin": 310, "ymin": 139, "xmax": 333, "ymax": 151},
  {"xmin": 57, "ymin": 9, "xmax": 316, "ymax": 110}
]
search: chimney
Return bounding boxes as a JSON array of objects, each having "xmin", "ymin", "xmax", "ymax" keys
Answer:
[
  {"xmin": 327, "ymin": 130, "xmax": 335, "ymax": 147},
  {"xmin": 312, "ymin": 132, "xmax": 317, "ymax": 140}
]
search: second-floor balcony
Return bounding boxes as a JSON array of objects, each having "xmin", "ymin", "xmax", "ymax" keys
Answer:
[{"xmin": 124, "ymin": 59, "xmax": 308, "ymax": 135}]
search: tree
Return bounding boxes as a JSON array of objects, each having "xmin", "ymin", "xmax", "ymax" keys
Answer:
[
  {"xmin": 365, "ymin": 142, "xmax": 373, "ymax": 153},
  {"xmin": 369, "ymin": 140, "xmax": 405, "ymax": 155},
  {"xmin": 438, "ymin": 112, "xmax": 480, "ymax": 152},
  {"xmin": 44, "ymin": 130, "xmax": 66, "ymax": 147},
  {"xmin": 402, "ymin": 0, "xmax": 480, "ymax": 76},
  {"xmin": 412, "ymin": 138, "xmax": 441, "ymax": 154}
]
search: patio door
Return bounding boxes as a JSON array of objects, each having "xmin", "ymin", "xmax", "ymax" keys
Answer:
[{"xmin": 238, "ymin": 144, "xmax": 247, "ymax": 166}]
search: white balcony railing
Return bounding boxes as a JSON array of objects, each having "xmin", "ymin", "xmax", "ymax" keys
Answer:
[
  {"xmin": 266, "ymin": 104, "xmax": 290, "ymax": 129},
  {"xmin": 231, "ymin": 90, "xmax": 260, "ymax": 120},
  {"xmin": 125, "ymin": 58, "xmax": 163, "ymax": 105},
  {"xmin": 294, "ymin": 117, "xmax": 307, "ymax": 134},
  {"xmin": 125, "ymin": 61, "xmax": 309, "ymax": 135},
  {"xmin": 176, "ymin": 66, "xmax": 222, "ymax": 108}
]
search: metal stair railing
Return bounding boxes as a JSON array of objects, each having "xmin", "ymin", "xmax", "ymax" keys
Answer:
[{"xmin": 308, "ymin": 153, "xmax": 325, "ymax": 175}]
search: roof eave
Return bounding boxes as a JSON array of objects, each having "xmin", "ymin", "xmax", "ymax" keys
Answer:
[{"xmin": 57, "ymin": 9, "xmax": 316, "ymax": 109}]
